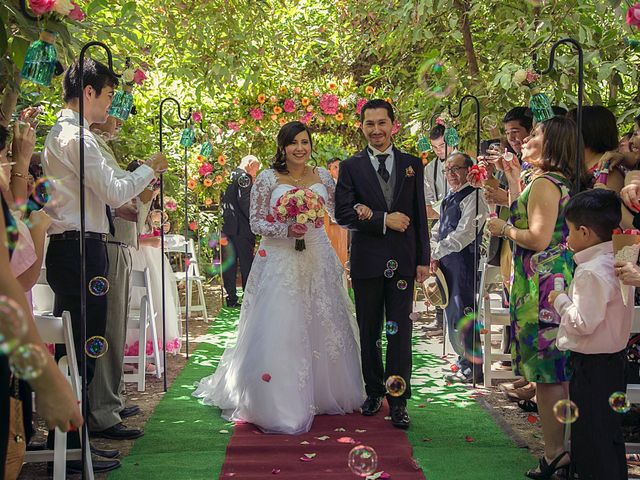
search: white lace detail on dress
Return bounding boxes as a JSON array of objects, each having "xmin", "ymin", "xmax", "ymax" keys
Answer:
[
  {"xmin": 316, "ymin": 167, "xmax": 336, "ymax": 222},
  {"xmin": 250, "ymin": 169, "xmax": 289, "ymax": 238}
]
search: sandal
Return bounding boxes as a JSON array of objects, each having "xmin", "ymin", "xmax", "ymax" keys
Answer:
[
  {"xmin": 525, "ymin": 451, "xmax": 570, "ymax": 480},
  {"xmin": 517, "ymin": 398, "xmax": 538, "ymax": 413},
  {"xmin": 498, "ymin": 378, "xmax": 528, "ymax": 392},
  {"xmin": 505, "ymin": 382, "xmax": 536, "ymax": 402}
]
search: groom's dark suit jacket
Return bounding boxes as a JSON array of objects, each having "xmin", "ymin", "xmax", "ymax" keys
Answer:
[{"xmin": 335, "ymin": 147, "xmax": 430, "ymax": 279}]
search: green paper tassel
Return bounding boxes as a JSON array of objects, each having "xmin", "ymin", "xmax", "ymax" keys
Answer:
[
  {"xmin": 21, "ymin": 31, "xmax": 58, "ymax": 87},
  {"xmin": 529, "ymin": 88, "xmax": 555, "ymax": 124},
  {"xmin": 180, "ymin": 128, "xmax": 195, "ymax": 148},
  {"xmin": 199, "ymin": 141, "xmax": 213, "ymax": 158},
  {"xmin": 417, "ymin": 136, "xmax": 431, "ymax": 152},
  {"xmin": 108, "ymin": 87, "xmax": 134, "ymax": 121},
  {"xmin": 444, "ymin": 127, "xmax": 459, "ymax": 147}
]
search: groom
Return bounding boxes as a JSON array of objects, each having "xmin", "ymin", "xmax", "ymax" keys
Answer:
[{"xmin": 335, "ymin": 99, "xmax": 430, "ymax": 429}]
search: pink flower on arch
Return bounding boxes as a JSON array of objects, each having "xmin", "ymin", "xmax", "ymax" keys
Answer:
[
  {"xmin": 300, "ymin": 112, "xmax": 313, "ymax": 124},
  {"xmin": 355, "ymin": 98, "xmax": 368, "ymax": 115},
  {"xmin": 29, "ymin": 0, "xmax": 55, "ymax": 15},
  {"xmin": 391, "ymin": 120, "xmax": 401, "ymax": 135},
  {"xmin": 283, "ymin": 98, "xmax": 296, "ymax": 113},
  {"xmin": 627, "ymin": 4, "xmax": 640, "ymax": 28},
  {"xmin": 192, "ymin": 111, "xmax": 202, "ymax": 123},
  {"xmin": 319, "ymin": 94, "xmax": 339, "ymax": 115},
  {"xmin": 68, "ymin": 2, "xmax": 85, "ymax": 21},
  {"xmin": 199, "ymin": 162, "xmax": 213, "ymax": 177},
  {"xmin": 227, "ymin": 121, "xmax": 240, "ymax": 133},
  {"xmin": 133, "ymin": 69, "xmax": 147, "ymax": 85},
  {"xmin": 249, "ymin": 108, "xmax": 264, "ymax": 121}
]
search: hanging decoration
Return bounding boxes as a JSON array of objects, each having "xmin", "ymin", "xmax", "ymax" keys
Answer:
[
  {"xmin": 21, "ymin": 31, "xmax": 58, "ymax": 86},
  {"xmin": 514, "ymin": 69, "xmax": 554, "ymax": 123},
  {"xmin": 444, "ymin": 127, "xmax": 460, "ymax": 147}
]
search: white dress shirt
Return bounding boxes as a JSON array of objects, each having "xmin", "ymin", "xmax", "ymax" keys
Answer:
[
  {"xmin": 430, "ymin": 183, "xmax": 489, "ymax": 260},
  {"xmin": 43, "ymin": 109, "xmax": 155, "ymax": 235},
  {"xmin": 367, "ymin": 144, "xmax": 394, "ymax": 177},
  {"xmin": 555, "ymin": 241, "xmax": 633, "ymax": 354}
]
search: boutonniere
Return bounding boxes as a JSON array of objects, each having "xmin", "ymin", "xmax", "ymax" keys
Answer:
[{"xmin": 405, "ymin": 166, "xmax": 415, "ymax": 177}]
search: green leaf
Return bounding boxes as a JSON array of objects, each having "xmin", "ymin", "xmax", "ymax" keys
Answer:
[
  {"xmin": 87, "ymin": 0, "xmax": 109, "ymax": 16},
  {"xmin": 0, "ymin": 19, "xmax": 7, "ymax": 57},
  {"xmin": 10, "ymin": 37, "xmax": 29, "ymax": 70}
]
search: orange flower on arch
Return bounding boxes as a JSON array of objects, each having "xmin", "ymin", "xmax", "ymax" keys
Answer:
[
  {"xmin": 215, "ymin": 175, "xmax": 223, "ymax": 184},
  {"xmin": 270, "ymin": 114, "xmax": 278, "ymax": 121},
  {"xmin": 257, "ymin": 94, "xmax": 266, "ymax": 104},
  {"xmin": 385, "ymin": 97, "xmax": 393, "ymax": 104},
  {"xmin": 354, "ymin": 121, "xmax": 362, "ymax": 129},
  {"xmin": 273, "ymin": 106, "xmax": 283, "ymax": 114},
  {"xmin": 365, "ymin": 85, "xmax": 374, "ymax": 95},
  {"xmin": 279, "ymin": 86, "xmax": 288, "ymax": 95},
  {"xmin": 301, "ymin": 97, "xmax": 310, "ymax": 106},
  {"xmin": 306, "ymin": 105, "xmax": 314, "ymax": 113},
  {"xmin": 278, "ymin": 117, "xmax": 286, "ymax": 126},
  {"xmin": 335, "ymin": 113, "xmax": 344, "ymax": 122},
  {"xmin": 328, "ymin": 81, "xmax": 338, "ymax": 90},
  {"xmin": 196, "ymin": 155, "xmax": 205, "ymax": 163},
  {"xmin": 217, "ymin": 155, "xmax": 226, "ymax": 166},
  {"xmin": 203, "ymin": 178, "xmax": 213, "ymax": 187},
  {"xmin": 204, "ymin": 198, "xmax": 213, "ymax": 206},
  {"xmin": 187, "ymin": 178, "xmax": 197, "ymax": 190}
]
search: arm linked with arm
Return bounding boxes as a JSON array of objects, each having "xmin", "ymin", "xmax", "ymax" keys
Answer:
[{"xmin": 334, "ymin": 162, "xmax": 385, "ymax": 235}]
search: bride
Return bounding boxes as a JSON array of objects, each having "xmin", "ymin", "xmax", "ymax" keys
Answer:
[{"xmin": 193, "ymin": 121, "xmax": 365, "ymax": 434}]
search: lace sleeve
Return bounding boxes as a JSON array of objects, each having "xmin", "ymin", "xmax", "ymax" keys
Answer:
[
  {"xmin": 250, "ymin": 169, "xmax": 289, "ymax": 238},
  {"xmin": 317, "ymin": 167, "xmax": 336, "ymax": 222}
]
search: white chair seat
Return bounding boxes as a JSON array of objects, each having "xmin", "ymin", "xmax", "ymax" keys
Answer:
[{"xmin": 165, "ymin": 237, "xmax": 208, "ymax": 322}]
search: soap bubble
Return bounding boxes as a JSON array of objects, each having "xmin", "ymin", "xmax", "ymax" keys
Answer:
[
  {"xmin": 386, "ymin": 321, "xmax": 399, "ymax": 335},
  {"xmin": 482, "ymin": 115, "xmax": 498, "ymax": 131},
  {"xmin": 553, "ymin": 399, "xmax": 579, "ymax": 424},
  {"xmin": 85, "ymin": 336, "xmax": 109, "ymax": 359},
  {"xmin": 385, "ymin": 375, "xmax": 407, "ymax": 397},
  {"xmin": 609, "ymin": 392, "xmax": 631, "ymax": 414},
  {"xmin": 418, "ymin": 59, "xmax": 456, "ymax": 99},
  {"xmin": 0, "ymin": 295, "xmax": 28, "ymax": 354},
  {"xmin": 384, "ymin": 269, "xmax": 395, "ymax": 278},
  {"xmin": 457, "ymin": 308, "xmax": 483, "ymax": 365},
  {"xmin": 88, "ymin": 276, "xmax": 109, "ymax": 296},
  {"xmin": 149, "ymin": 209, "xmax": 168, "ymax": 229},
  {"xmin": 397, "ymin": 280, "xmax": 408, "ymax": 290},
  {"xmin": 348, "ymin": 445, "xmax": 378, "ymax": 477},
  {"xmin": 9, "ymin": 343, "xmax": 48, "ymax": 380},
  {"xmin": 530, "ymin": 244, "xmax": 567, "ymax": 274},
  {"xmin": 237, "ymin": 173, "xmax": 251, "ymax": 189},
  {"xmin": 386, "ymin": 259, "xmax": 398, "ymax": 270},
  {"xmin": 32, "ymin": 177, "xmax": 52, "ymax": 205}
]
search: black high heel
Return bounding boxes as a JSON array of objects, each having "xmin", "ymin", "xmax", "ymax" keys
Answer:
[{"xmin": 525, "ymin": 451, "xmax": 570, "ymax": 479}]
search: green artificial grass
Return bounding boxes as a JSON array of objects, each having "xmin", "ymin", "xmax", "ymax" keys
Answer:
[{"xmin": 110, "ymin": 305, "xmax": 534, "ymax": 480}]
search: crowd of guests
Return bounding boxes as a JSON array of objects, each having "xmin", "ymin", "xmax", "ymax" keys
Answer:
[{"xmin": 0, "ymin": 58, "xmax": 186, "ymax": 477}]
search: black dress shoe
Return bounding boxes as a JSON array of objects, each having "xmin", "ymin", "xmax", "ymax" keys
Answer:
[
  {"xmin": 120, "ymin": 405, "xmax": 140, "ymax": 419},
  {"xmin": 390, "ymin": 405, "xmax": 410, "ymax": 429},
  {"xmin": 91, "ymin": 445, "xmax": 121, "ymax": 458},
  {"xmin": 91, "ymin": 423, "xmax": 144, "ymax": 440},
  {"xmin": 360, "ymin": 396, "xmax": 383, "ymax": 416},
  {"xmin": 67, "ymin": 459, "xmax": 121, "ymax": 474}
]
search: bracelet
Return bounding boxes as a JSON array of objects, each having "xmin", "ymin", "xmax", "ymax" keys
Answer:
[
  {"xmin": 499, "ymin": 223, "xmax": 512, "ymax": 238},
  {"xmin": 10, "ymin": 171, "xmax": 27, "ymax": 179}
]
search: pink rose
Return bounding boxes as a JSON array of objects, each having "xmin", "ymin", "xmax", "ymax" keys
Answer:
[
  {"xmin": 192, "ymin": 111, "xmax": 202, "ymax": 123},
  {"xmin": 266, "ymin": 214, "xmax": 275, "ymax": 223},
  {"xmin": 319, "ymin": 94, "xmax": 339, "ymax": 115},
  {"xmin": 133, "ymin": 69, "xmax": 147, "ymax": 85},
  {"xmin": 628, "ymin": 4, "xmax": 640, "ymax": 27},
  {"xmin": 249, "ymin": 108, "xmax": 264, "ymax": 121},
  {"xmin": 314, "ymin": 218, "xmax": 323, "ymax": 228},
  {"xmin": 300, "ymin": 112, "xmax": 313, "ymax": 124},
  {"xmin": 525, "ymin": 70, "xmax": 538, "ymax": 85},
  {"xmin": 29, "ymin": 0, "xmax": 55, "ymax": 15},
  {"xmin": 356, "ymin": 98, "xmax": 368, "ymax": 115},
  {"xmin": 283, "ymin": 98, "xmax": 296, "ymax": 113},
  {"xmin": 291, "ymin": 224, "xmax": 308, "ymax": 235},
  {"xmin": 227, "ymin": 121, "xmax": 240, "ymax": 133},
  {"xmin": 392, "ymin": 120, "xmax": 401, "ymax": 135},
  {"xmin": 199, "ymin": 163, "xmax": 213, "ymax": 176},
  {"xmin": 68, "ymin": 2, "xmax": 85, "ymax": 20}
]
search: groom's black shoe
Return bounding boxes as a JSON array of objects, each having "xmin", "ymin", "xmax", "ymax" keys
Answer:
[
  {"xmin": 390, "ymin": 405, "xmax": 410, "ymax": 429},
  {"xmin": 361, "ymin": 396, "xmax": 383, "ymax": 416}
]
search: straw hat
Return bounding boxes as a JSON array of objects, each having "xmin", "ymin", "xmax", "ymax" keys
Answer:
[{"xmin": 423, "ymin": 268, "xmax": 449, "ymax": 308}]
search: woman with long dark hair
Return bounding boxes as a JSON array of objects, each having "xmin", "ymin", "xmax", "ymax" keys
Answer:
[
  {"xmin": 194, "ymin": 121, "xmax": 365, "ymax": 434},
  {"xmin": 487, "ymin": 116, "xmax": 579, "ymax": 479}
]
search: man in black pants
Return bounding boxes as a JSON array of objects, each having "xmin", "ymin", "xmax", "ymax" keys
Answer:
[
  {"xmin": 43, "ymin": 58, "xmax": 167, "ymax": 474},
  {"xmin": 336, "ymin": 99, "xmax": 430, "ymax": 429},
  {"xmin": 221, "ymin": 155, "xmax": 261, "ymax": 307}
]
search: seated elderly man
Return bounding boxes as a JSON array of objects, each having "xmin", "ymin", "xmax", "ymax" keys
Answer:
[{"xmin": 430, "ymin": 152, "xmax": 489, "ymax": 383}]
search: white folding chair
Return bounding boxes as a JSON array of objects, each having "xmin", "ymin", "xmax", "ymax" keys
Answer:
[
  {"xmin": 478, "ymin": 261, "xmax": 521, "ymax": 387},
  {"xmin": 124, "ymin": 268, "xmax": 162, "ymax": 392},
  {"xmin": 25, "ymin": 312, "xmax": 94, "ymax": 480},
  {"xmin": 165, "ymin": 236, "xmax": 208, "ymax": 322},
  {"xmin": 32, "ymin": 268, "xmax": 54, "ymax": 315}
]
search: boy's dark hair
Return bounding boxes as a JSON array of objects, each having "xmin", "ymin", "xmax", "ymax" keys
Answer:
[
  {"xmin": 502, "ymin": 106, "xmax": 532, "ymax": 132},
  {"xmin": 567, "ymin": 106, "xmax": 618, "ymax": 154},
  {"xmin": 327, "ymin": 157, "xmax": 341, "ymax": 167},
  {"xmin": 564, "ymin": 189, "xmax": 621, "ymax": 241},
  {"xmin": 429, "ymin": 124, "xmax": 445, "ymax": 140},
  {"xmin": 63, "ymin": 58, "xmax": 119, "ymax": 103},
  {"xmin": 360, "ymin": 99, "xmax": 395, "ymax": 123}
]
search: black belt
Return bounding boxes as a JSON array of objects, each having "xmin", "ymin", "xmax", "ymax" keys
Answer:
[
  {"xmin": 107, "ymin": 240, "xmax": 129, "ymax": 248},
  {"xmin": 50, "ymin": 231, "xmax": 108, "ymax": 243}
]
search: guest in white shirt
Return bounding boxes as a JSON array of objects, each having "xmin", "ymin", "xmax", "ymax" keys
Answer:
[
  {"xmin": 430, "ymin": 153, "xmax": 489, "ymax": 383},
  {"xmin": 423, "ymin": 124, "xmax": 447, "ymax": 220},
  {"xmin": 42, "ymin": 58, "xmax": 166, "ymax": 475},
  {"xmin": 549, "ymin": 189, "xmax": 630, "ymax": 480}
]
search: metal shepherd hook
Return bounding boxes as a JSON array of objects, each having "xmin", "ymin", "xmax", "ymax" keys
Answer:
[{"xmin": 448, "ymin": 94, "xmax": 481, "ymax": 388}]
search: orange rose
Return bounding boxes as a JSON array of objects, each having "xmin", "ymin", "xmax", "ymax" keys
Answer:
[
  {"xmin": 270, "ymin": 95, "xmax": 277, "ymax": 103},
  {"xmin": 239, "ymin": 118, "xmax": 246, "ymax": 125},
  {"xmin": 312, "ymin": 89, "xmax": 320, "ymax": 97},
  {"xmin": 294, "ymin": 87, "xmax": 301, "ymax": 94},
  {"xmin": 273, "ymin": 106, "xmax": 283, "ymax": 114},
  {"xmin": 217, "ymin": 155, "xmax": 226, "ymax": 166},
  {"xmin": 306, "ymin": 105, "xmax": 314, "ymax": 113},
  {"xmin": 301, "ymin": 97, "xmax": 310, "ymax": 106},
  {"xmin": 335, "ymin": 113, "xmax": 344, "ymax": 121},
  {"xmin": 187, "ymin": 178, "xmax": 197, "ymax": 190},
  {"xmin": 354, "ymin": 121, "xmax": 361, "ymax": 129},
  {"xmin": 196, "ymin": 155, "xmax": 205, "ymax": 163},
  {"xmin": 204, "ymin": 198, "xmax": 213, "ymax": 206},
  {"xmin": 365, "ymin": 85, "xmax": 374, "ymax": 95},
  {"xmin": 328, "ymin": 81, "xmax": 338, "ymax": 90},
  {"xmin": 255, "ymin": 126, "xmax": 262, "ymax": 132},
  {"xmin": 257, "ymin": 94, "xmax": 266, "ymax": 104},
  {"xmin": 215, "ymin": 175, "xmax": 223, "ymax": 184},
  {"xmin": 203, "ymin": 178, "xmax": 213, "ymax": 187},
  {"xmin": 278, "ymin": 117, "xmax": 286, "ymax": 126},
  {"xmin": 270, "ymin": 114, "xmax": 278, "ymax": 120}
]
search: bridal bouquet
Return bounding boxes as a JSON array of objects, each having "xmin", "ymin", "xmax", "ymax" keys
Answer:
[
  {"xmin": 612, "ymin": 228, "xmax": 640, "ymax": 305},
  {"xmin": 271, "ymin": 187, "xmax": 326, "ymax": 251}
]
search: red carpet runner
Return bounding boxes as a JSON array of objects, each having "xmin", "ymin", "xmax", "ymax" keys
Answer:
[{"xmin": 219, "ymin": 401, "xmax": 426, "ymax": 479}]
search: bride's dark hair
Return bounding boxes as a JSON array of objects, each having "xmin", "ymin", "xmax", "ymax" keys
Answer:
[{"xmin": 271, "ymin": 121, "xmax": 313, "ymax": 174}]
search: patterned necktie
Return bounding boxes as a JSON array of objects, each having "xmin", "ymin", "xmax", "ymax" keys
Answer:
[{"xmin": 376, "ymin": 154, "xmax": 390, "ymax": 182}]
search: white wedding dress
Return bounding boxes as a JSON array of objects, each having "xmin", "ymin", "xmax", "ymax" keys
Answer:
[{"xmin": 193, "ymin": 167, "xmax": 365, "ymax": 434}]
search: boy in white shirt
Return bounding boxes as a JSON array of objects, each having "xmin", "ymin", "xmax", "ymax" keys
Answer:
[{"xmin": 549, "ymin": 189, "xmax": 630, "ymax": 480}]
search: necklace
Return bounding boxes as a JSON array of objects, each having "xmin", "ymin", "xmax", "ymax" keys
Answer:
[{"xmin": 288, "ymin": 166, "xmax": 307, "ymax": 185}]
